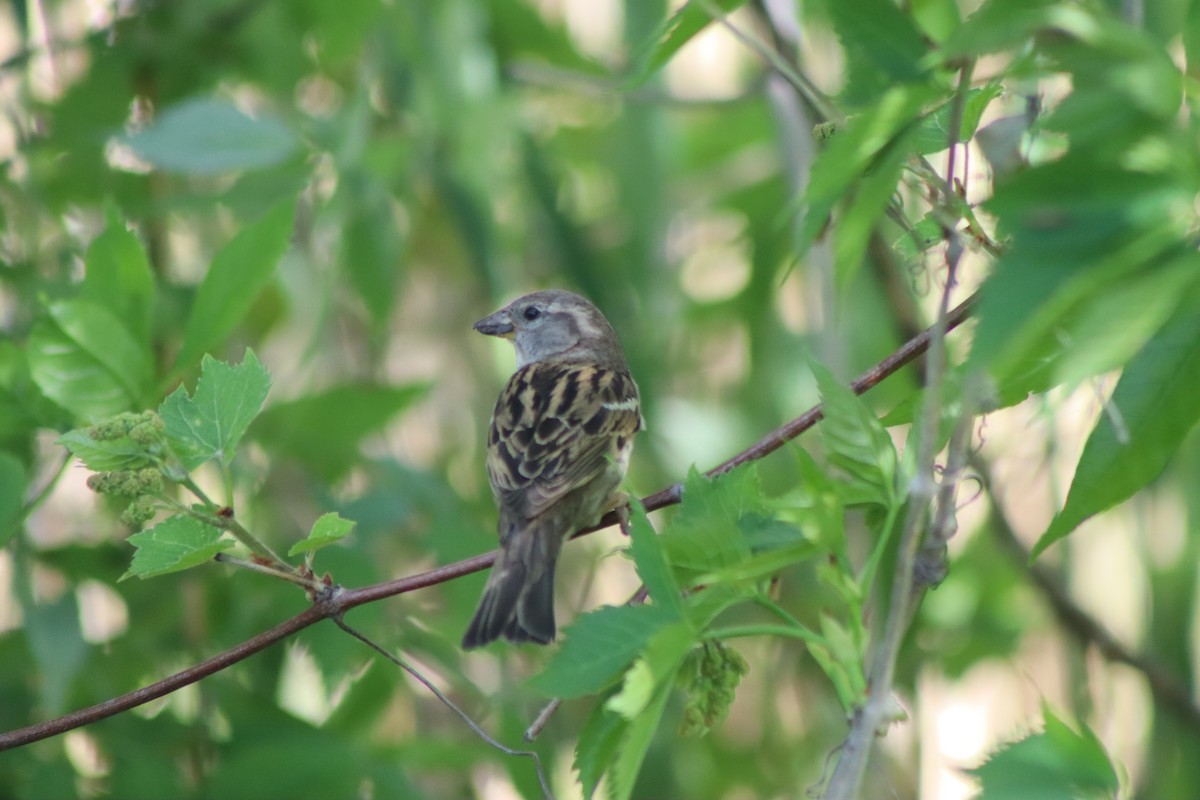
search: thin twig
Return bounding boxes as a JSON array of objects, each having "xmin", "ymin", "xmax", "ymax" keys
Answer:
[
  {"xmin": 0, "ymin": 298, "xmax": 976, "ymax": 752},
  {"xmin": 823, "ymin": 61, "xmax": 976, "ymax": 800},
  {"xmin": 333, "ymin": 616, "xmax": 554, "ymax": 800},
  {"xmin": 976, "ymin": 458, "xmax": 1200, "ymax": 729}
]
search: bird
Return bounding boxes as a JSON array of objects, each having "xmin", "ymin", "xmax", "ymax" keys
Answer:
[{"xmin": 462, "ymin": 290, "xmax": 644, "ymax": 649}]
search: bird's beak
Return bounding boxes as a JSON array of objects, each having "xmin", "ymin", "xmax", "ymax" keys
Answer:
[{"xmin": 473, "ymin": 309, "xmax": 515, "ymax": 337}]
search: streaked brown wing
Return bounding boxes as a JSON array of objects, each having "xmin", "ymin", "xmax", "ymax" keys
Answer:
[{"xmin": 486, "ymin": 361, "xmax": 641, "ymax": 522}]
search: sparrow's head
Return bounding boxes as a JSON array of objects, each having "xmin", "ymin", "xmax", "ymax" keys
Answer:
[{"xmin": 474, "ymin": 290, "xmax": 625, "ymax": 368}]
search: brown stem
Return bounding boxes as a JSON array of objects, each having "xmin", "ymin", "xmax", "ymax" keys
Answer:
[{"xmin": 0, "ymin": 294, "xmax": 976, "ymax": 752}]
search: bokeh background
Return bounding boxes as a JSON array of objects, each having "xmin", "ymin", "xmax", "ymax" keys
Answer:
[{"xmin": 1, "ymin": 1, "xmax": 1198, "ymax": 798}]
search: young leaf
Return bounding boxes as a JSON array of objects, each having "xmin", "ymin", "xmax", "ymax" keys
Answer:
[
  {"xmin": 529, "ymin": 604, "xmax": 676, "ymax": 698},
  {"xmin": 289, "ymin": 512, "xmax": 356, "ymax": 556},
  {"xmin": 120, "ymin": 97, "xmax": 299, "ymax": 175},
  {"xmin": 575, "ymin": 694, "xmax": 627, "ymax": 800},
  {"xmin": 159, "ymin": 350, "xmax": 271, "ymax": 471},
  {"xmin": 174, "ymin": 200, "xmax": 295, "ymax": 370},
  {"xmin": 28, "ymin": 299, "xmax": 154, "ymax": 422},
  {"xmin": 57, "ymin": 429, "xmax": 154, "ymax": 472},
  {"xmin": 811, "ymin": 359, "xmax": 898, "ymax": 508},
  {"xmin": 625, "ymin": 498, "xmax": 683, "ymax": 615},
  {"xmin": 1033, "ymin": 306, "xmax": 1200, "ymax": 558},
  {"xmin": 123, "ymin": 515, "xmax": 234, "ymax": 580},
  {"xmin": 657, "ymin": 467, "xmax": 756, "ymax": 575},
  {"xmin": 912, "ymin": 82, "xmax": 1004, "ymax": 155},
  {"xmin": 606, "ymin": 682, "xmax": 673, "ymax": 800},
  {"xmin": 605, "ymin": 622, "xmax": 694, "ymax": 719},
  {"xmin": 969, "ymin": 706, "xmax": 1118, "ymax": 799}
]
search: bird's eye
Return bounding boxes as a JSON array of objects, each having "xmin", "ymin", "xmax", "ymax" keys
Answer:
[{"xmin": 523, "ymin": 306, "xmax": 542, "ymax": 321}]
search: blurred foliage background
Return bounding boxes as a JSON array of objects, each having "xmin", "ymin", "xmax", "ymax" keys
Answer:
[{"xmin": 1, "ymin": 0, "xmax": 1199, "ymax": 798}]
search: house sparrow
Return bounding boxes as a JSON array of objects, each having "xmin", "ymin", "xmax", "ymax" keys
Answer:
[{"xmin": 462, "ymin": 290, "xmax": 643, "ymax": 649}]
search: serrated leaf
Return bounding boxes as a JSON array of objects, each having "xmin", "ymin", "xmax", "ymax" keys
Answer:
[
  {"xmin": 175, "ymin": 200, "xmax": 295, "ymax": 370},
  {"xmin": 160, "ymin": 350, "xmax": 271, "ymax": 471},
  {"xmin": 913, "ymin": 82, "xmax": 1004, "ymax": 155},
  {"xmin": 123, "ymin": 515, "xmax": 234, "ymax": 580},
  {"xmin": 1033, "ymin": 306, "xmax": 1200, "ymax": 558},
  {"xmin": 121, "ymin": 97, "xmax": 299, "ymax": 175},
  {"xmin": 605, "ymin": 622, "xmax": 694, "ymax": 719},
  {"xmin": 56, "ymin": 429, "xmax": 155, "ymax": 472},
  {"xmin": 625, "ymin": 499, "xmax": 683, "ymax": 615},
  {"xmin": 0, "ymin": 452, "xmax": 27, "ymax": 548},
  {"xmin": 658, "ymin": 467, "xmax": 757, "ymax": 575},
  {"xmin": 289, "ymin": 512, "xmax": 356, "ymax": 556},
  {"xmin": 529, "ymin": 604, "xmax": 676, "ymax": 698},
  {"xmin": 606, "ymin": 682, "xmax": 672, "ymax": 800},
  {"xmin": 811, "ymin": 359, "xmax": 898, "ymax": 508},
  {"xmin": 575, "ymin": 694, "xmax": 627, "ymax": 800},
  {"xmin": 28, "ymin": 299, "xmax": 154, "ymax": 422},
  {"xmin": 969, "ymin": 706, "xmax": 1118, "ymax": 799},
  {"xmin": 627, "ymin": 0, "xmax": 749, "ymax": 86}
]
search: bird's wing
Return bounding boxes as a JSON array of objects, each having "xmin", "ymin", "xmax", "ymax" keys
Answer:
[{"xmin": 486, "ymin": 361, "xmax": 642, "ymax": 523}]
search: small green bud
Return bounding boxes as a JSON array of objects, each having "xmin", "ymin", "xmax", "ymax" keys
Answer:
[
  {"xmin": 134, "ymin": 467, "xmax": 163, "ymax": 494},
  {"xmin": 120, "ymin": 495, "xmax": 158, "ymax": 527},
  {"xmin": 89, "ymin": 418, "xmax": 127, "ymax": 441}
]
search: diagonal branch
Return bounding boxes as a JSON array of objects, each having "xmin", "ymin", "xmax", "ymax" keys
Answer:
[{"xmin": 0, "ymin": 295, "xmax": 976, "ymax": 752}]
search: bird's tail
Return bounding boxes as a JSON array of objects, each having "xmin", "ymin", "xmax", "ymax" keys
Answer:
[{"xmin": 461, "ymin": 520, "xmax": 561, "ymax": 649}]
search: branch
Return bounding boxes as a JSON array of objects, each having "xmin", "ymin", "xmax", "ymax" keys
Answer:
[
  {"xmin": 0, "ymin": 295, "xmax": 976, "ymax": 752},
  {"xmin": 977, "ymin": 458, "xmax": 1200, "ymax": 730},
  {"xmin": 823, "ymin": 61, "xmax": 976, "ymax": 800}
]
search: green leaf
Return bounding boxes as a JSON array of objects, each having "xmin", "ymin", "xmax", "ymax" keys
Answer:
[
  {"xmin": 121, "ymin": 97, "xmax": 299, "ymax": 175},
  {"xmin": 82, "ymin": 221, "xmax": 155, "ymax": 345},
  {"xmin": 159, "ymin": 350, "xmax": 271, "ymax": 471},
  {"xmin": 575, "ymin": 694, "xmax": 627, "ymax": 800},
  {"xmin": 811, "ymin": 359, "xmax": 898, "ymax": 508},
  {"xmin": 832, "ymin": 139, "xmax": 909, "ymax": 290},
  {"xmin": 57, "ymin": 429, "xmax": 154, "ymax": 472},
  {"xmin": 0, "ymin": 452, "xmax": 27, "ymax": 547},
  {"xmin": 605, "ymin": 622, "xmax": 694, "ymax": 719},
  {"xmin": 658, "ymin": 467, "xmax": 754, "ymax": 576},
  {"xmin": 913, "ymin": 82, "xmax": 1004, "ymax": 154},
  {"xmin": 827, "ymin": 0, "xmax": 929, "ymax": 87},
  {"xmin": 23, "ymin": 592, "xmax": 88, "ymax": 714},
  {"xmin": 289, "ymin": 512, "xmax": 356, "ymax": 556},
  {"xmin": 800, "ymin": 85, "xmax": 935, "ymax": 253},
  {"xmin": 942, "ymin": 0, "xmax": 1058, "ymax": 57},
  {"xmin": 1033, "ymin": 305, "xmax": 1200, "ymax": 558},
  {"xmin": 251, "ymin": 382, "xmax": 428, "ymax": 481},
  {"xmin": 28, "ymin": 299, "xmax": 154, "ymax": 422},
  {"xmin": 606, "ymin": 682, "xmax": 672, "ymax": 800},
  {"xmin": 628, "ymin": 0, "xmax": 749, "ymax": 85},
  {"xmin": 341, "ymin": 185, "xmax": 403, "ymax": 325},
  {"xmin": 529, "ymin": 604, "xmax": 677, "ymax": 698},
  {"xmin": 175, "ymin": 200, "xmax": 295, "ymax": 370},
  {"xmin": 625, "ymin": 499, "xmax": 683, "ymax": 615},
  {"xmin": 969, "ymin": 706, "xmax": 1118, "ymax": 799},
  {"xmin": 123, "ymin": 515, "xmax": 234, "ymax": 580}
]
